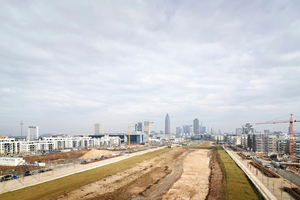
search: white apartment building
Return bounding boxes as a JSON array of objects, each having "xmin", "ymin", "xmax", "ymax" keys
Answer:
[
  {"xmin": 211, "ymin": 135, "xmax": 224, "ymax": 141},
  {"xmin": 0, "ymin": 135, "xmax": 121, "ymax": 155}
]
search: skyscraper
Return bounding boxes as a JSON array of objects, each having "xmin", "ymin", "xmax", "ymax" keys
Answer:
[
  {"xmin": 165, "ymin": 113, "xmax": 170, "ymax": 135},
  {"xmin": 94, "ymin": 123, "xmax": 103, "ymax": 135},
  {"xmin": 143, "ymin": 121, "xmax": 149, "ymax": 134},
  {"xmin": 28, "ymin": 126, "xmax": 39, "ymax": 141},
  {"xmin": 176, "ymin": 127, "xmax": 182, "ymax": 137},
  {"xmin": 135, "ymin": 122, "xmax": 142, "ymax": 131},
  {"xmin": 201, "ymin": 126, "xmax": 206, "ymax": 134},
  {"xmin": 193, "ymin": 118, "xmax": 200, "ymax": 135}
]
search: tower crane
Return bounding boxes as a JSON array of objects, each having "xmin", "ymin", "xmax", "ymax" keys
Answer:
[
  {"xmin": 256, "ymin": 114, "xmax": 300, "ymax": 162},
  {"xmin": 128, "ymin": 125, "xmax": 135, "ymax": 149},
  {"xmin": 146, "ymin": 121, "xmax": 154, "ymax": 147},
  {"xmin": 109, "ymin": 125, "xmax": 135, "ymax": 148}
]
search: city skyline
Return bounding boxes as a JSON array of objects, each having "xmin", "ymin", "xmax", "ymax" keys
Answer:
[
  {"xmin": 1, "ymin": 1, "xmax": 300, "ymax": 135},
  {"xmin": 2, "ymin": 115, "xmax": 300, "ymax": 136}
]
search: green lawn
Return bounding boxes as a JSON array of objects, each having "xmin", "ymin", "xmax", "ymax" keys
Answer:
[
  {"xmin": 217, "ymin": 146, "xmax": 260, "ymax": 200},
  {"xmin": 0, "ymin": 148, "xmax": 171, "ymax": 200}
]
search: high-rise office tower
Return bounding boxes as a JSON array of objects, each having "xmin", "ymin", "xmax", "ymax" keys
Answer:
[
  {"xmin": 193, "ymin": 118, "xmax": 200, "ymax": 135},
  {"xmin": 135, "ymin": 122, "xmax": 142, "ymax": 131},
  {"xmin": 165, "ymin": 113, "xmax": 170, "ymax": 135},
  {"xmin": 236, "ymin": 128, "xmax": 243, "ymax": 135},
  {"xmin": 28, "ymin": 126, "xmax": 39, "ymax": 141},
  {"xmin": 176, "ymin": 127, "xmax": 182, "ymax": 134},
  {"xmin": 143, "ymin": 121, "xmax": 149, "ymax": 134},
  {"xmin": 176, "ymin": 127, "xmax": 182, "ymax": 137},
  {"xmin": 94, "ymin": 123, "xmax": 103, "ymax": 135},
  {"xmin": 182, "ymin": 125, "xmax": 192, "ymax": 134},
  {"xmin": 202, "ymin": 126, "xmax": 206, "ymax": 134}
]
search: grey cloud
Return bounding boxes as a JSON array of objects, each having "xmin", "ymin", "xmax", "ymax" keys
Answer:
[{"xmin": 1, "ymin": 0, "xmax": 300, "ymax": 135}]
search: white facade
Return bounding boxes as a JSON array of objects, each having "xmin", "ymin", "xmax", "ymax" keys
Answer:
[
  {"xmin": 0, "ymin": 135, "xmax": 121, "ymax": 155},
  {"xmin": 94, "ymin": 123, "xmax": 103, "ymax": 135},
  {"xmin": 28, "ymin": 126, "xmax": 39, "ymax": 141},
  {"xmin": 0, "ymin": 137, "xmax": 20, "ymax": 155},
  {"xmin": 211, "ymin": 135, "xmax": 224, "ymax": 141},
  {"xmin": 0, "ymin": 157, "xmax": 25, "ymax": 166}
]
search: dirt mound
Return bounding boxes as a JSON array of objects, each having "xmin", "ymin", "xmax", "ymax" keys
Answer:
[
  {"xmin": 79, "ymin": 149, "xmax": 114, "ymax": 160},
  {"xmin": 24, "ymin": 149, "xmax": 88, "ymax": 163}
]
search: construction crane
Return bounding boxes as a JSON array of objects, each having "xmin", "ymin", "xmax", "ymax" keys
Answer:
[
  {"xmin": 256, "ymin": 114, "xmax": 300, "ymax": 162},
  {"xmin": 146, "ymin": 121, "xmax": 154, "ymax": 147},
  {"xmin": 109, "ymin": 125, "xmax": 135, "ymax": 148},
  {"xmin": 127, "ymin": 125, "xmax": 134, "ymax": 149}
]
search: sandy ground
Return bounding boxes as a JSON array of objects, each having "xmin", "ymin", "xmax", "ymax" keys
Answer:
[
  {"xmin": 79, "ymin": 149, "xmax": 114, "ymax": 160},
  {"xmin": 161, "ymin": 149, "xmax": 211, "ymax": 200},
  {"xmin": 58, "ymin": 149, "xmax": 182, "ymax": 200}
]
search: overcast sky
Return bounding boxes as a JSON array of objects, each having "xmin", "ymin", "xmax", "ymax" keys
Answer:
[{"xmin": 1, "ymin": 0, "xmax": 300, "ymax": 135}]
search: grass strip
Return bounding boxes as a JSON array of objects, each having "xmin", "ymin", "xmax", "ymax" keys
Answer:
[
  {"xmin": 217, "ymin": 146, "xmax": 260, "ymax": 200},
  {"xmin": 0, "ymin": 148, "xmax": 171, "ymax": 200}
]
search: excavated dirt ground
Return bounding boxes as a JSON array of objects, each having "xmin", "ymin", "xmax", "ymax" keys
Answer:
[
  {"xmin": 79, "ymin": 149, "xmax": 115, "ymax": 160},
  {"xmin": 206, "ymin": 149, "xmax": 223, "ymax": 200},
  {"xmin": 161, "ymin": 149, "xmax": 211, "ymax": 200},
  {"xmin": 57, "ymin": 149, "xmax": 183, "ymax": 200},
  {"xmin": 0, "ymin": 150, "xmax": 89, "ymax": 174},
  {"xmin": 56, "ymin": 148, "xmax": 222, "ymax": 200}
]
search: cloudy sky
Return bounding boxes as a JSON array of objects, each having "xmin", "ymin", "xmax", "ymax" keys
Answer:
[{"xmin": 1, "ymin": 0, "xmax": 300, "ymax": 135}]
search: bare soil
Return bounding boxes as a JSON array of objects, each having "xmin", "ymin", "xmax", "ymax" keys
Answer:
[
  {"xmin": 0, "ymin": 149, "xmax": 88, "ymax": 175},
  {"xmin": 206, "ymin": 149, "xmax": 223, "ymax": 200},
  {"xmin": 24, "ymin": 149, "xmax": 88, "ymax": 163},
  {"xmin": 79, "ymin": 149, "xmax": 115, "ymax": 160},
  {"xmin": 161, "ymin": 149, "xmax": 211, "ymax": 200},
  {"xmin": 57, "ymin": 149, "xmax": 183, "ymax": 200},
  {"xmin": 52, "ymin": 148, "xmax": 223, "ymax": 200}
]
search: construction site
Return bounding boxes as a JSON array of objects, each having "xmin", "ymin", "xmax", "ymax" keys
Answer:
[
  {"xmin": 2, "ymin": 139, "xmax": 300, "ymax": 199},
  {"xmin": 0, "ymin": 141, "xmax": 228, "ymax": 200}
]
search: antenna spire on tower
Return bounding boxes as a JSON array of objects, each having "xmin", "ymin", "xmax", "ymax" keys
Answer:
[{"xmin": 20, "ymin": 120, "xmax": 24, "ymax": 137}]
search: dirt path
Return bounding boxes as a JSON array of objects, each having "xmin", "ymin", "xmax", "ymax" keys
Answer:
[
  {"xmin": 160, "ymin": 149, "xmax": 211, "ymax": 200},
  {"xmin": 145, "ymin": 150, "xmax": 192, "ymax": 200}
]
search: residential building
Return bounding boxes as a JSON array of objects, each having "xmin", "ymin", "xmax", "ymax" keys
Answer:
[
  {"xmin": 251, "ymin": 133, "xmax": 277, "ymax": 154},
  {"xmin": 241, "ymin": 123, "xmax": 254, "ymax": 148}
]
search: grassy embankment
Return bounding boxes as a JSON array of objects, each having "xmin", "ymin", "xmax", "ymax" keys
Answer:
[
  {"xmin": 0, "ymin": 148, "xmax": 171, "ymax": 200},
  {"xmin": 216, "ymin": 146, "xmax": 260, "ymax": 200}
]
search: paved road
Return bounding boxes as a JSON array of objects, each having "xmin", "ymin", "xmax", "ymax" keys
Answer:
[
  {"xmin": 145, "ymin": 150, "xmax": 192, "ymax": 200},
  {"xmin": 270, "ymin": 166, "xmax": 300, "ymax": 188}
]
